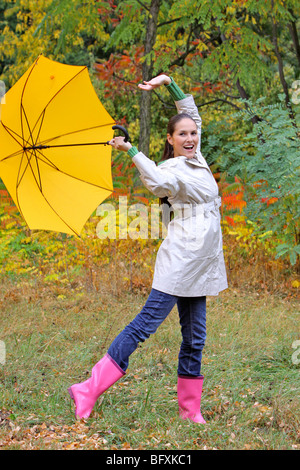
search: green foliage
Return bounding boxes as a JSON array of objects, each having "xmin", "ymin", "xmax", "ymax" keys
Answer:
[
  {"xmin": 1, "ymin": 0, "xmax": 300, "ymax": 270},
  {"xmin": 227, "ymin": 96, "xmax": 300, "ymax": 266}
]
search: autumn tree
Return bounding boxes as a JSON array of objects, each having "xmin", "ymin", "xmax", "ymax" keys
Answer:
[{"xmin": 0, "ymin": 0, "xmax": 299, "ymax": 265}]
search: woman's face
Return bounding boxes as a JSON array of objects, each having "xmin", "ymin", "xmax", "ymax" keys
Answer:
[{"xmin": 167, "ymin": 118, "xmax": 199, "ymax": 159}]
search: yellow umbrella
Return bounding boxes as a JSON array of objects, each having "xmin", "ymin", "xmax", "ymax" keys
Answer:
[{"xmin": 0, "ymin": 55, "xmax": 125, "ymax": 236}]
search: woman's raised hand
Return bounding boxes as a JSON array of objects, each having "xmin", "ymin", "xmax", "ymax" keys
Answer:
[{"xmin": 138, "ymin": 74, "xmax": 171, "ymax": 91}]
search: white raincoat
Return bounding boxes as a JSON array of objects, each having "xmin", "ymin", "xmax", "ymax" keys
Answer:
[{"xmin": 132, "ymin": 95, "xmax": 228, "ymax": 297}]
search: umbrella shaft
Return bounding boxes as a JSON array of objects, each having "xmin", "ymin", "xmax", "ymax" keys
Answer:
[{"xmin": 24, "ymin": 142, "xmax": 110, "ymax": 150}]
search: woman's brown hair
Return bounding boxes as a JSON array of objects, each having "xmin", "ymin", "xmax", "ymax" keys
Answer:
[
  {"xmin": 159, "ymin": 113, "xmax": 196, "ymax": 220},
  {"xmin": 161, "ymin": 113, "xmax": 197, "ymax": 161}
]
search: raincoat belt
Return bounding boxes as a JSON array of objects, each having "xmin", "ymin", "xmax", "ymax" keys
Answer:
[{"xmin": 174, "ymin": 196, "xmax": 221, "ymax": 219}]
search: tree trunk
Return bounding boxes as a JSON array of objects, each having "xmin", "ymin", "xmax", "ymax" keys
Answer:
[
  {"xmin": 138, "ymin": 0, "xmax": 161, "ymax": 156},
  {"xmin": 271, "ymin": 21, "xmax": 292, "ymax": 107},
  {"xmin": 271, "ymin": 6, "xmax": 296, "ymax": 125},
  {"xmin": 288, "ymin": 9, "xmax": 300, "ymax": 67},
  {"xmin": 236, "ymin": 78, "xmax": 262, "ymax": 125}
]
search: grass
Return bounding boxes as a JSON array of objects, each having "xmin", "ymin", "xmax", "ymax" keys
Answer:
[{"xmin": 0, "ymin": 273, "xmax": 299, "ymax": 450}]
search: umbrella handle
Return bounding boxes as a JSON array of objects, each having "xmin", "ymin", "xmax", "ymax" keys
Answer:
[{"xmin": 111, "ymin": 125, "xmax": 130, "ymax": 143}]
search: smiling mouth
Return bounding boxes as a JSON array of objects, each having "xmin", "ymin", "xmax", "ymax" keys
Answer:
[{"xmin": 183, "ymin": 145, "xmax": 194, "ymax": 150}]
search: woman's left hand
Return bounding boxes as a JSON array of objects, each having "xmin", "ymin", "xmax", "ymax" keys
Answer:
[{"xmin": 138, "ymin": 74, "xmax": 171, "ymax": 91}]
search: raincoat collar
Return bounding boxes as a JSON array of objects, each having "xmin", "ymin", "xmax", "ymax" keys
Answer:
[
  {"xmin": 158, "ymin": 154, "xmax": 209, "ymax": 170},
  {"xmin": 185, "ymin": 153, "xmax": 209, "ymax": 169}
]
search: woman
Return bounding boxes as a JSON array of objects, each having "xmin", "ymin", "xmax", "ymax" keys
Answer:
[{"xmin": 68, "ymin": 74, "xmax": 227, "ymax": 423}]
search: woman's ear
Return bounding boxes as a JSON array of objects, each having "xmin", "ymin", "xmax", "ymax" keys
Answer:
[{"xmin": 167, "ymin": 133, "xmax": 173, "ymax": 146}]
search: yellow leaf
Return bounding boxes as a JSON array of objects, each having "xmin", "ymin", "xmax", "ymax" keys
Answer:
[
  {"xmin": 292, "ymin": 280, "xmax": 300, "ymax": 288},
  {"xmin": 226, "ymin": 6, "xmax": 236, "ymax": 14}
]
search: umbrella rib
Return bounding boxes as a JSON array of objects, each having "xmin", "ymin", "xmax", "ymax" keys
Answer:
[
  {"xmin": 17, "ymin": 162, "xmax": 80, "ymax": 237},
  {"xmin": 0, "ymin": 122, "xmax": 59, "ymax": 171},
  {"xmin": 34, "ymin": 108, "xmax": 46, "ymax": 149},
  {"xmin": 0, "ymin": 148, "xmax": 24, "ymax": 162},
  {"xmin": 56, "ymin": 167, "xmax": 114, "ymax": 192},
  {"xmin": 14, "ymin": 149, "xmax": 79, "ymax": 236},
  {"xmin": 54, "ymin": 164, "xmax": 114, "ymax": 191},
  {"xmin": 0, "ymin": 122, "xmax": 26, "ymax": 157},
  {"xmin": 20, "ymin": 56, "xmax": 40, "ymax": 148},
  {"xmin": 32, "ymin": 190, "xmax": 80, "ymax": 237},
  {"xmin": 26, "ymin": 147, "xmax": 65, "ymax": 171},
  {"xmin": 29, "ymin": 63, "xmax": 87, "ymax": 138},
  {"xmin": 19, "ymin": 103, "xmax": 44, "ymax": 191},
  {"xmin": 17, "ymin": 144, "xmax": 113, "ymax": 192},
  {"xmin": 21, "ymin": 103, "xmax": 36, "ymax": 151},
  {"xmin": 32, "ymin": 122, "xmax": 115, "ymax": 149},
  {"xmin": 13, "ymin": 111, "xmax": 44, "ymax": 193},
  {"xmin": 34, "ymin": 150, "xmax": 43, "ymax": 192},
  {"xmin": 15, "ymin": 151, "xmax": 42, "ymax": 218},
  {"xmin": 21, "ymin": 105, "xmax": 44, "ymax": 190},
  {"xmin": 16, "ymin": 149, "xmax": 42, "ymax": 193},
  {"xmin": 1, "ymin": 119, "xmax": 43, "ymax": 192},
  {"xmin": 25, "ymin": 144, "xmax": 60, "ymax": 171},
  {"xmin": 0, "ymin": 120, "xmax": 43, "ymax": 204},
  {"xmin": 10, "ymin": 146, "xmax": 78, "ymax": 236},
  {"xmin": 14, "ymin": 153, "xmax": 30, "ymax": 225},
  {"xmin": 0, "ymin": 123, "xmax": 58, "ymax": 170}
]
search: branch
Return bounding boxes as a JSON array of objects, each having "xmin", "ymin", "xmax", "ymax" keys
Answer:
[
  {"xmin": 196, "ymin": 98, "xmax": 243, "ymax": 111},
  {"xmin": 151, "ymin": 90, "xmax": 176, "ymax": 109},
  {"xmin": 221, "ymin": 91, "xmax": 240, "ymax": 100},
  {"xmin": 135, "ymin": 0, "xmax": 150, "ymax": 11},
  {"xmin": 152, "ymin": 91, "xmax": 244, "ymax": 112},
  {"xmin": 111, "ymin": 71, "xmax": 140, "ymax": 87},
  {"xmin": 157, "ymin": 17, "xmax": 181, "ymax": 28}
]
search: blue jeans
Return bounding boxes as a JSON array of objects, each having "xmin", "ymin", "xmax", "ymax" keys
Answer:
[{"xmin": 107, "ymin": 288, "xmax": 206, "ymax": 376}]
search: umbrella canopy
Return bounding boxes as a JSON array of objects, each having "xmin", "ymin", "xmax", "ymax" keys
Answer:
[{"xmin": 0, "ymin": 55, "xmax": 115, "ymax": 236}]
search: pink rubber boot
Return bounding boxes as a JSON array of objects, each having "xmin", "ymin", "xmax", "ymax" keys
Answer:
[
  {"xmin": 68, "ymin": 354, "xmax": 125, "ymax": 419},
  {"xmin": 177, "ymin": 375, "xmax": 206, "ymax": 424}
]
